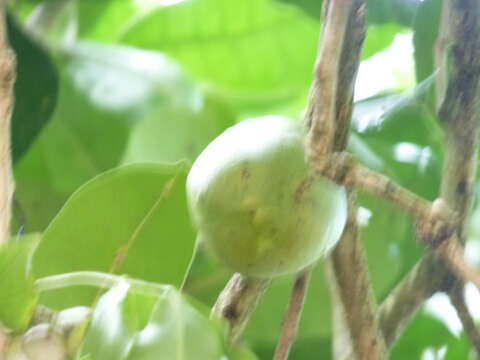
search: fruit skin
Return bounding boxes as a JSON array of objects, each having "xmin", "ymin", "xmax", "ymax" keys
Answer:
[{"xmin": 187, "ymin": 116, "xmax": 347, "ymax": 278}]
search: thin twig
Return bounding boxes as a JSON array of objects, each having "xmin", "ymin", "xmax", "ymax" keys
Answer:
[
  {"xmin": 211, "ymin": 273, "xmax": 270, "ymax": 344},
  {"xmin": 311, "ymin": 153, "xmax": 448, "ymax": 222},
  {"xmin": 305, "ymin": 0, "xmax": 387, "ymax": 358},
  {"xmin": 273, "ymin": 269, "xmax": 312, "ymax": 360},
  {"xmin": 448, "ymin": 282, "xmax": 480, "ymax": 357},
  {"xmin": 0, "ymin": 0, "xmax": 15, "ymax": 246},
  {"xmin": 329, "ymin": 192, "xmax": 388, "ymax": 360}
]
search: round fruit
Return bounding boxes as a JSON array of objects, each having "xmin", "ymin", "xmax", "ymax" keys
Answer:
[{"xmin": 187, "ymin": 116, "xmax": 347, "ymax": 278}]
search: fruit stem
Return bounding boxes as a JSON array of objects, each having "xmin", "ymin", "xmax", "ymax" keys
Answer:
[{"xmin": 210, "ymin": 273, "xmax": 270, "ymax": 344}]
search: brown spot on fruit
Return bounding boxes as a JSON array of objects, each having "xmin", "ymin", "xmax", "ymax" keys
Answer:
[{"xmin": 294, "ymin": 177, "xmax": 314, "ymax": 204}]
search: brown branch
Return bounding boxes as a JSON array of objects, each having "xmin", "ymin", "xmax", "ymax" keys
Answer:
[
  {"xmin": 0, "ymin": 1, "xmax": 15, "ymax": 246},
  {"xmin": 305, "ymin": 0, "xmax": 388, "ymax": 359},
  {"xmin": 210, "ymin": 273, "xmax": 270, "ymax": 344},
  {"xmin": 273, "ymin": 269, "xmax": 312, "ymax": 360},
  {"xmin": 305, "ymin": 0, "xmax": 354, "ymax": 172},
  {"xmin": 448, "ymin": 282, "xmax": 480, "ymax": 357},
  {"xmin": 437, "ymin": 239, "xmax": 480, "ymax": 293},
  {"xmin": 329, "ymin": 192, "xmax": 388, "ymax": 360},
  {"xmin": 376, "ymin": 0, "xmax": 480, "ymax": 349},
  {"xmin": 0, "ymin": 1, "xmax": 14, "ymax": 353},
  {"xmin": 311, "ymin": 153, "xmax": 449, "ymax": 222}
]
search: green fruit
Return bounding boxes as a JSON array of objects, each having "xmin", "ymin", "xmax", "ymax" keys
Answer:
[{"xmin": 187, "ymin": 116, "xmax": 347, "ymax": 278}]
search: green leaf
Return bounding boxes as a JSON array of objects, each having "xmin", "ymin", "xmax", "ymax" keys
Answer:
[
  {"xmin": 391, "ymin": 312, "xmax": 454, "ymax": 359},
  {"xmin": 351, "ymin": 79, "xmax": 444, "ymax": 295},
  {"xmin": 278, "ymin": 0, "xmax": 420, "ymax": 27},
  {"xmin": 444, "ymin": 333, "xmax": 476, "ymax": 360},
  {"xmin": 76, "ymin": 0, "xmax": 405, "ymax": 103},
  {"xmin": 81, "ymin": 282, "xmax": 226, "ymax": 360},
  {"xmin": 81, "ymin": 0, "xmax": 320, "ymax": 101},
  {"xmin": 122, "ymin": 89, "xmax": 236, "ymax": 165},
  {"xmin": 274, "ymin": 0, "xmax": 321, "ymax": 19},
  {"xmin": 0, "ymin": 235, "xmax": 40, "ymax": 330},
  {"xmin": 80, "ymin": 282, "xmax": 135, "ymax": 359},
  {"xmin": 362, "ymin": 23, "xmax": 405, "ymax": 60},
  {"xmin": 8, "ymin": 13, "xmax": 58, "ymax": 163},
  {"xmin": 352, "ymin": 77, "xmax": 443, "ymax": 200},
  {"xmin": 32, "ymin": 162, "xmax": 196, "ymax": 308},
  {"xmin": 14, "ymin": 41, "xmax": 232, "ymax": 232},
  {"xmin": 368, "ymin": 0, "xmax": 420, "ymax": 27},
  {"xmin": 228, "ymin": 345, "xmax": 260, "ymax": 360},
  {"xmin": 413, "ymin": 0, "xmax": 443, "ymax": 84}
]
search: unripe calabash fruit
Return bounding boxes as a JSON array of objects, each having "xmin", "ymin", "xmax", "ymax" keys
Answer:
[{"xmin": 187, "ymin": 116, "xmax": 347, "ymax": 278}]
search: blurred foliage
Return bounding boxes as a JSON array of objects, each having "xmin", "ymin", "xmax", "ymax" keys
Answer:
[
  {"xmin": 8, "ymin": 13, "xmax": 58, "ymax": 163},
  {"xmin": 0, "ymin": 235, "xmax": 39, "ymax": 331},
  {"xmin": 0, "ymin": 0, "xmax": 475, "ymax": 358},
  {"xmin": 81, "ymin": 282, "xmax": 227, "ymax": 360}
]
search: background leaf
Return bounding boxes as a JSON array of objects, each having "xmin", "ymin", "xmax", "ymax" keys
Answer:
[
  {"xmin": 14, "ymin": 41, "xmax": 232, "ymax": 232},
  {"xmin": 413, "ymin": 0, "xmax": 442, "ymax": 85},
  {"xmin": 81, "ymin": 282, "xmax": 226, "ymax": 360},
  {"xmin": 32, "ymin": 162, "xmax": 196, "ymax": 309},
  {"xmin": 8, "ymin": 13, "xmax": 58, "ymax": 163},
  {"xmin": 0, "ymin": 235, "xmax": 39, "ymax": 331}
]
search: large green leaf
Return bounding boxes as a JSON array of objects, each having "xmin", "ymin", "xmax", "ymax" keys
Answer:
[
  {"xmin": 81, "ymin": 282, "xmax": 226, "ymax": 360},
  {"xmin": 8, "ymin": 13, "xmax": 58, "ymax": 163},
  {"xmin": 0, "ymin": 235, "xmax": 40, "ymax": 331},
  {"xmin": 14, "ymin": 42, "xmax": 232, "ymax": 232},
  {"xmin": 32, "ymin": 162, "xmax": 196, "ymax": 308},
  {"xmin": 106, "ymin": 0, "xmax": 319, "ymax": 100},
  {"xmin": 122, "ymin": 89, "xmax": 235, "ymax": 165},
  {"xmin": 278, "ymin": 0, "xmax": 420, "ymax": 27},
  {"xmin": 367, "ymin": 0, "xmax": 420, "ymax": 27},
  {"xmin": 444, "ymin": 333, "xmax": 476, "ymax": 360},
  {"xmin": 76, "ymin": 0, "xmax": 404, "ymax": 101}
]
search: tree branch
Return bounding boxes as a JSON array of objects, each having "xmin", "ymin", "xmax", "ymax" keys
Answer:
[
  {"xmin": 210, "ymin": 273, "xmax": 270, "ymax": 344},
  {"xmin": 306, "ymin": 1, "xmax": 388, "ymax": 359},
  {"xmin": 376, "ymin": 0, "xmax": 480, "ymax": 348},
  {"xmin": 305, "ymin": 0, "xmax": 354, "ymax": 172},
  {"xmin": 273, "ymin": 269, "xmax": 312, "ymax": 360},
  {"xmin": 311, "ymin": 153, "xmax": 449, "ymax": 222},
  {"xmin": 329, "ymin": 193, "xmax": 387, "ymax": 360},
  {"xmin": 0, "ymin": 0, "xmax": 15, "ymax": 353},
  {"xmin": 437, "ymin": 239, "xmax": 480, "ymax": 293},
  {"xmin": 448, "ymin": 282, "xmax": 480, "ymax": 357},
  {"xmin": 0, "ymin": 1, "xmax": 15, "ymax": 246}
]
